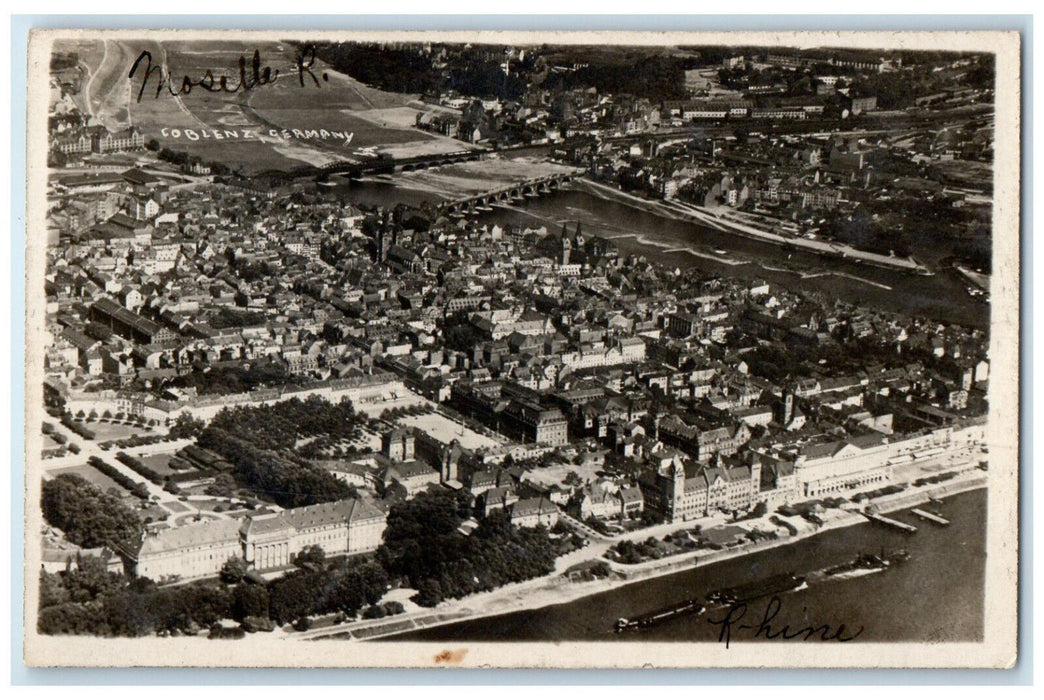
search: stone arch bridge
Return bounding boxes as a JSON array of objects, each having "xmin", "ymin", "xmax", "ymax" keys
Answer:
[{"xmin": 439, "ymin": 170, "xmax": 584, "ymax": 216}]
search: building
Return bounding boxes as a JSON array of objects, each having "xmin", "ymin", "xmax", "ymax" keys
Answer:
[
  {"xmin": 843, "ymin": 94, "xmax": 878, "ymax": 115},
  {"xmin": 501, "ymin": 399, "xmax": 569, "ymax": 446},
  {"xmin": 132, "ymin": 519, "xmax": 244, "ymax": 581},
  {"xmin": 131, "ymin": 498, "xmax": 386, "ymax": 580},
  {"xmin": 89, "ymin": 297, "xmax": 177, "ymax": 345},
  {"xmin": 510, "ymin": 497, "xmax": 560, "ymax": 528},
  {"xmin": 382, "ymin": 460, "xmax": 441, "ymax": 499},
  {"xmin": 382, "ymin": 428, "xmax": 416, "ymax": 461},
  {"xmin": 559, "ymin": 337, "xmax": 646, "ymax": 369},
  {"xmin": 92, "ymin": 127, "xmax": 145, "ymax": 153},
  {"xmin": 792, "ymin": 435, "xmax": 894, "ymax": 497},
  {"xmin": 657, "ymin": 416, "xmax": 752, "ymax": 463},
  {"xmin": 639, "ymin": 452, "xmax": 762, "ymax": 522}
]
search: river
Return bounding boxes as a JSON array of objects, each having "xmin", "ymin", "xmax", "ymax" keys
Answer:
[
  {"xmin": 330, "ymin": 179, "xmax": 989, "ymax": 330},
  {"xmin": 383, "ymin": 488, "xmax": 986, "ymax": 643}
]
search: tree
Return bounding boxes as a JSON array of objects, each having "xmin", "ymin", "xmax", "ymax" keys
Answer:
[
  {"xmin": 293, "ymin": 545, "xmax": 326, "ymax": 569},
  {"xmin": 231, "ymin": 582, "xmax": 270, "ymax": 621},
  {"xmin": 41, "ymin": 474, "xmax": 142, "ymax": 550},
  {"xmin": 39, "ymin": 570, "xmax": 70, "ymax": 608},
  {"xmin": 219, "ymin": 556, "xmax": 249, "ymax": 584},
  {"xmin": 84, "ymin": 322, "xmax": 113, "ymax": 342},
  {"xmin": 378, "ymin": 491, "xmax": 555, "ymax": 607},
  {"xmin": 61, "ymin": 555, "xmax": 126, "ymax": 603},
  {"xmin": 268, "ymin": 570, "xmax": 325, "ymax": 624},
  {"xmin": 197, "ymin": 427, "xmax": 352, "ymax": 508},
  {"xmin": 205, "ymin": 472, "xmax": 236, "ymax": 497},
  {"xmin": 168, "ymin": 412, "xmax": 205, "ymax": 439}
]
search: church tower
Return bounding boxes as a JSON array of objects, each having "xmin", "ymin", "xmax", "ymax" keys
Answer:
[
  {"xmin": 782, "ymin": 388, "xmax": 795, "ymax": 426},
  {"xmin": 670, "ymin": 458, "xmax": 686, "ymax": 522},
  {"xmin": 776, "ymin": 381, "xmax": 795, "ymax": 426},
  {"xmin": 749, "ymin": 452, "xmax": 763, "ymax": 504}
]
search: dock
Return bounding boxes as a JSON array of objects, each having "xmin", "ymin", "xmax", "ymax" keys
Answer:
[
  {"xmin": 911, "ymin": 508, "xmax": 951, "ymax": 526},
  {"xmin": 864, "ymin": 512, "xmax": 918, "ymax": 533}
]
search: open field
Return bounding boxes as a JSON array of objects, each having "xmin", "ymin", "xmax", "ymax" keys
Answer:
[
  {"xmin": 521, "ymin": 462, "xmax": 605, "ymax": 490},
  {"xmin": 397, "ymin": 412, "xmax": 504, "ymax": 451},
  {"xmin": 930, "ymin": 158, "xmax": 994, "ymax": 189},
  {"xmin": 58, "ymin": 38, "xmax": 473, "ymax": 174}
]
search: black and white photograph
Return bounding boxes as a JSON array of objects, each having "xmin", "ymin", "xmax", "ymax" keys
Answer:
[{"xmin": 21, "ymin": 28, "xmax": 1021, "ymax": 668}]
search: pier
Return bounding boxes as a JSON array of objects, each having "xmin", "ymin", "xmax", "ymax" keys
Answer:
[
  {"xmin": 864, "ymin": 512, "xmax": 918, "ymax": 533},
  {"xmin": 911, "ymin": 508, "xmax": 951, "ymax": 526}
]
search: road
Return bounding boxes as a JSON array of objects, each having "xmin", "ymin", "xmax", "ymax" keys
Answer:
[{"xmin": 83, "ymin": 39, "xmax": 108, "ymax": 120}]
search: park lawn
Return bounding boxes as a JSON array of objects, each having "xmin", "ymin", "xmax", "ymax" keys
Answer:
[
  {"xmin": 139, "ymin": 453, "xmax": 183, "ymax": 478},
  {"xmin": 49, "ymin": 464, "xmax": 129, "ymax": 496},
  {"xmin": 82, "ymin": 420, "xmax": 156, "ymax": 442}
]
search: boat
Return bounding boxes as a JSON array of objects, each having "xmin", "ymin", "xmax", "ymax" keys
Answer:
[
  {"xmin": 824, "ymin": 550, "xmax": 910, "ymax": 579},
  {"xmin": 614, "ymin": 599, "xmax": 706, "ymax": 632},
  {"xmin": 913, "ymin": 507, "xmax": 947, "ymax": 522},
  {"xmin": 705, "ymin": 572, "xmax": 806, "ymax": 606}
]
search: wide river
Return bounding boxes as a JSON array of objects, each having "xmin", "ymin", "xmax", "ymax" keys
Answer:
[
  {"xmin": 384, "ymin": 488, "xmax": 986, "ymax": 643},
  {"xmin": 336, "ymin": 180, "xmax": 990, "ymax": 330}
]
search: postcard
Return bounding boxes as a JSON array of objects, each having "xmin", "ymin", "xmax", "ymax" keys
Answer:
[{"xmin": 22, "ymin": 28, "xmax": 1020, "ymax": 668}]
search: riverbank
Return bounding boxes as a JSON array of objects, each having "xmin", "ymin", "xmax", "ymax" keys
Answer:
[
  {"xmin": 572, "ymin": 177, "xmax": 931, "ymax": 275},
  {"xmin": 301, "ymin": 466, "xmax": 987, "ymax": 642}
]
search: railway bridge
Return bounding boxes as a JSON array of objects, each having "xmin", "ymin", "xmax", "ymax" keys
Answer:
[{"xmin": 316, "ymin": 149, "xmax": 487, "ymax": 178}]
